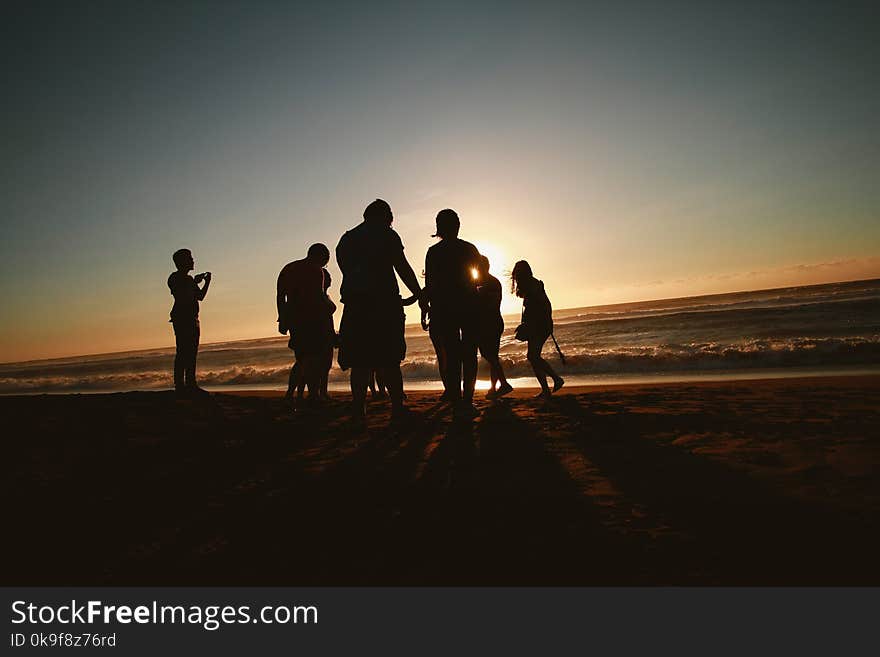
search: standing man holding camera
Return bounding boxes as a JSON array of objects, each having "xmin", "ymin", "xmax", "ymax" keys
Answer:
[{"xmin": 168, "ymin": 248, "xmax": 211, "ymax": 395}]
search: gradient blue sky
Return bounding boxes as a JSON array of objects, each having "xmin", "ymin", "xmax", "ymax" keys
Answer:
[{"xmin": 2, "ymin": 1, "xmax": 879, "ymax": 361}]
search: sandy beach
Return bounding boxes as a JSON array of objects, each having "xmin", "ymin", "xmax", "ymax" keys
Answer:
[{"xmin": 4, "ymin": 375, "xmax": 879, "ymax": 585}]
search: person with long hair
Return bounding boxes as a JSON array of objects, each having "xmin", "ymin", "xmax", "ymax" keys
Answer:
[{"xmin": 511, "ymin": 260, "xmax": 564, "ymax": 398}]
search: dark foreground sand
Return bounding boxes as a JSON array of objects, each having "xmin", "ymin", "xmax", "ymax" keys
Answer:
[{"xmin": 4, "ymin": 375, "xmax": 879, "ymax": 585}]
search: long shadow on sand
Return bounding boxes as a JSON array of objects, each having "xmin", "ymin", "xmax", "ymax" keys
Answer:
[
  {"xmin": 5, "ymin": 389, "xmax": 877, "ymax": 585},
  {"xmin": 394, "ymin": 401, "xmax": 629, "ymax": 585},
  {"xmin": 550, "ymin": 394, "xmax": 879, "ymax": 584}
]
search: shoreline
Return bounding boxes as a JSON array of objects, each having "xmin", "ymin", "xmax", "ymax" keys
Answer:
[
  {"xmin": 223, "ymin": 369, "xmax": 880, "ymax": 397},
  {"xmin": 4, "ymin": 365, "xmax": 879, "ymax": 397},
  {"xmin": 218, "ymin": 374, "xmax": 880, "ymax": 401}
]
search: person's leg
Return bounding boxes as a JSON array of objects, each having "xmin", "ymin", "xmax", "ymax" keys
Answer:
[
  {"xmin": 380, "ymin": 366, "xmax": 405, "ymax": 412},
  {"xmin": 461, "ymin": 323, "xmax": 478, "ymax": 404},
  {"xmin": 437, "ymin": 346, "xmax": 450, "ymax": 397},
  {"xmin": 493, "ymin": 330, "xmax": 510, "ymax": 386},
  {"xmin": 435, "ymin": 318, "xmax": 462, "ymax": 402},
  {"xmin": 320, "ymin": 365, "xmax": 330, "ymax": 398},
  {"xmin": 186, "ymin": 324, "xmax": 200, "ymax": 388},
  {"xmin": 296, "ymin": 365, "xmax": 306, "ymax": 398},
  {"xmin": 495, "ymin": 351, "xmax": 513, "ymax": 395},
  {"xmin": 529, "ymin": 359, "xmax": 549, "ymax": 393},
  {"xmin": 292, "ymin": 350, "xmax": 305, "ymax": 399},
  {"xmin": 302, "ymin": 354, "xmax": 322, "ymax": 400},
  {"xmin": 285, "ymin": 361, "xmax": 299, "ymax": 399},
  {"xmin": 320, "ymin": 345, "xmax": 332, "ymax": 398},
  {"xmin": 531, "ymin": 337, "xmax": 563, "ymax": 389},
  {"xmin": 487, "ymin": 356, "xmax": 500, "ymax": 388},
  {"xmin": 377, "ymin": 301, "xmax": 407, "ymax": 417},
  {"xmin": 541, "ymin": 357, "xmax": 564, "ymax": 392},
  {"xmin": 528, "ymin": 338, "xmax": 550, "ymax": 394},
  {"xmin": 291, "ymin": 333, "xmax": 307, "ymax": 398},
  {"xmin": 375, "ymin": 369, "xmax": 388, "ymax": 397},
  {"xmin": 173, "ymin": 326, "xmax": 186, "ymax": 390},
  {"xmin": 537, "ymin": 357, "xmax": 552, "ymax": 377},
  {"xmin": 429, "ymin": 326, "xmax": 451, "ymax": 397},
  {"xmin": 173, "ymin": 352, "xmax": 185, "ymax": 389},
  {"xmin": 340, "ymin": 302, "xmax": 368, "ymax": 416},
  {"xmin": 487, "ymin": 351, "xmax": 499, "ymax": 393},
  {"xmin": 482, "ymin": 330, "xmax": 509, "ymax": 397},
  {"xmin": 446, "ymin": 333, "xmax": 463, "ymax": 402},
  {"xmin": 350, "ymin": 367, "xmax": 369, "ymax": 418},
  {"xmin": 537, "ymin": 357, "xmax": 552, "ymax": 378},
  {"xmin": 296, "ymin": 325, "xmax": 323, "ymax": 400}
]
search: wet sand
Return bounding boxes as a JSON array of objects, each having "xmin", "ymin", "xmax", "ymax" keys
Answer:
[{"xmin": 4, "ymin": 375, "xmax": 879, "ymax": 585}]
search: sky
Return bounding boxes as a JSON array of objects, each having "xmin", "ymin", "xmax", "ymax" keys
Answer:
[{"xmin": 1, "ymin": 0, "xmax": 879, "ymax": 362}]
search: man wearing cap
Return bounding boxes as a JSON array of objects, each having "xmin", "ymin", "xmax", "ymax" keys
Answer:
[
  {"xmin": 336, "ymin": 199, "xmax": 422, "ymax": 422},
  {"xmin": 421, "ymin": 208, "xmax": 481, "ymax": 416}
]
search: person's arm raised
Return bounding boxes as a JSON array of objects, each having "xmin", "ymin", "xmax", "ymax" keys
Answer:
[{"xmin": 198, "ymin": 272, "xmax": 211, "ymax": 300}]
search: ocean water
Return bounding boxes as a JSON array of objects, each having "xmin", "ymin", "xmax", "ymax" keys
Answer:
[{"xmin": 2, "ymin": 278, "xmax": 879, "ymax": 394}]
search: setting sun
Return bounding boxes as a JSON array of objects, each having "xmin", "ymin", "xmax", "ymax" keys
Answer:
[{"xmin": 473, "ymin": 243, "xmax": 506, "ymax": 273}]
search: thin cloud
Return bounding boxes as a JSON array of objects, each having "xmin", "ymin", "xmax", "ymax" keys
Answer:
[{"xmin": 610, "ymin": 256, "xmax": 880, "ymax": 293}]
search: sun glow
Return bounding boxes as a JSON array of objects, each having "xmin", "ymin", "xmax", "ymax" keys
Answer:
[
  {"xmin": 473, "ymin": 242, "xmax": 508, "ymax": 280},
  {"xmin": 471, "ymin": 240, "xmax": 522, "ymax": 315}
]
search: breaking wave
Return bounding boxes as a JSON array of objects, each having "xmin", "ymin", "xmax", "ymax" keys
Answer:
[{"xmin": 3, "ymin": 336, "xmax": 878, "ymax": 394}]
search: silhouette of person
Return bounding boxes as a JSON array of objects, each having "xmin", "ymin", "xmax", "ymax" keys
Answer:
[
  {"xmin": 424, "ymin": 310, "xmax": 452, "ymax": 399},
  {"xmin": 368, "ymin": 291, "xmax": 416, "ymax": 401},
  {"xmin": 511, "ymin": 260, "xmax": 564, "ymax": 398},
  {"xmin": 277, "ymin": 243, "xmax": 332, "ymax": 404},
  {"xmin": 318, "ymin": 267, "xmax": 338, "ymax": 399},
  {"xmin": 476, "ymin": 255, "xmax": 513, "ymax": 398},
  {"xmin": 168, "ymin": 248, "xmax": 211, "ymax": 395},
  {"xmin": 336, "ymin": 199, "xmax": 422, "ymax": 422},
  {"xmin": 368, "ymin": 369, "xmax": 388, "ymax": 399},
  {"xmin": 421, "ymin": 209, "xmax": 481, "ymax": 416}
]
